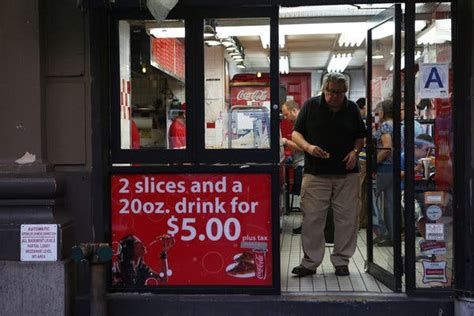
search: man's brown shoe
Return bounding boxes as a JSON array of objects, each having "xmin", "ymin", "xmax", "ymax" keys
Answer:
[
  {"xmin": 291, "ymin": 265, "xmax": 316, "ymax": 277},
  {"xmin": 335, "ymin": 265, "xmax": 349, "ymax": 276}
]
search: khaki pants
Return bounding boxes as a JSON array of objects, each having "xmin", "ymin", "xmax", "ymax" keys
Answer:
[{"xmin": 300, "ymin": 173, "xmax": 359, "ymax": 269}]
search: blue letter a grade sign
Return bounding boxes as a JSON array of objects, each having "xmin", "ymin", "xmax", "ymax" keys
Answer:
[
  {"xmin": 424, "ymin": 67, "xmax": 443, "ymax": 88},
  {"xmin": 419, "ymin": 63, "xmax": 449, "ymax": 98}
]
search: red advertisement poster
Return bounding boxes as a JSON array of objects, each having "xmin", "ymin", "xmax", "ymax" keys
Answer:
[
  {"xmin": 434, "ymin": 98, "xmax": 453, "ymax": 191},
  {"xmin": 111, "ymin": 173, "xmax": 273, "ymax": 288}
]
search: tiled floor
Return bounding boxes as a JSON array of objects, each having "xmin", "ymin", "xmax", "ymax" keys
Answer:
[{"xmin": 280, "ymin": 213, "xmax": 393, "ymax": 293}]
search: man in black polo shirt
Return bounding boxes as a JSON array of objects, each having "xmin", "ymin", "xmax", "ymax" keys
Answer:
[{"xmin": 291, "ymin": 72, "xmax": 366, "ymax": 277}]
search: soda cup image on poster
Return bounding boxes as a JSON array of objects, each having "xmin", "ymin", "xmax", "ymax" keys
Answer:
[{"xmin": 110, "ymin": 173, "xmax": 273, "ymax": 287}]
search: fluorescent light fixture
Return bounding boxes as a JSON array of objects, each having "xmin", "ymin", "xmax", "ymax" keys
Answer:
[
  {"xmin": 279, "ymin": 56, "xmax": 289, "ymax": 74},
  {"xmin": 204, "ymin": 36, "xmax": 221, "ymax": 46},
  {"xmin": 260, "ymin": 33, "xmax": 270, "ymax": 49},
  {"xmin": 149, "ymin": 21, "xmax": 427, "ymax": 39},
  {"xmin": 416, "ymin": 19, "xmax": 451, "ymax": 45},
  {"xmin": 415, "ymin": 50, "xmax": 423, "ymax": 61},
  {"xmin": 279, "ymin": 33, "xmax": 285, "ymax": 49},
  {"xmin": 204, "ymin": 25, "xmax": 215, "ymax": 38},
  {"xmin": 338, "ymin": 29, "xmax": 366, "ymax": 47},
  {"xmin": 373, "ymin": 50, "xmax": 384, "ymax": 59},
  {"xmin": 372, "ymin": 21, "xmax": 426, "ymax": 40},
  {"xmin": 327, "ymin": 53, "xmax": 352, "ymax": 72},
  {"xmin": 221, "ymin": 37, "xmax": 236, "ymax": 47},
  {"xmin": 259, "ymin": 32, "xmax": 285, "ymax": 49},
  {"xmin": 281, "ymin": 22, "xmax": 366, "ymax": 35},
  {"xmin": 149, "ymin": 27, "xmax": 185, "ymax": 38}
]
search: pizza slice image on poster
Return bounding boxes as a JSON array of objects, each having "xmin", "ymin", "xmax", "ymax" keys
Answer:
[{"xmin": 110, "ymin": 173, "xmax": 272, "ymax": 287}]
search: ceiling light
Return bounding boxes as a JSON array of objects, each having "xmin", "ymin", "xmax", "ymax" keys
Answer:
[
  {"xmin": 260, "ymin": 33, "xmax": 270, "ymax": 49},
  {"xmin": 416, "ymin": 19, "xmax": 451, "ymax": 45},
  {"xmin": 372, "ymin": 50, "xmax": 384, "ymax": 59},
  {"xmin": 279, "ymin": 33, "xmax": 285, "ymax": 49},
  {"xmin": 149, "ymin": 27, "xmax": 184, "ymax": 38},
  {"xmin": 221, "ymin": 37, "xmax": 236, "ymax": 47},
  {"xmin": 204, "ymin": 19, "xmax": 216, "ymax": 38},
  {"xmin": 204, "ymin": 25, "xmax": 215, "ymax": 38},
  {"xmin": 205, "ymin": 36, "xmax": 221, "ymax": 46},
  {"xmin": 148, "ymin": 21, "xmax": 427, "ymax": 39},
  {"xmin": 327, "ymin": 53, "xmax": 352, "ymax": 72},
  {"xmin": 338, "ymin": 29, "xmax": 366, "ymax": 47},
  {"xmin": 279, "ymin": 56, "xmax": 289, "ymax": 74},
  {"xmin": 372, "ymin": 20, "xmax": 427, "ymax": 40},
  {"xmin": 415, "ymin": 50, "xmax": 423, "ymax": 61}
]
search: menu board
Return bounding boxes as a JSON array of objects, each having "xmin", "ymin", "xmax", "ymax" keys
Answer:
[
  {"xmin": 150, "ymin": 37, "xmax": 185, "ymax": 81},
  {"xmin": 111, "ymin": 173, "xmax": 273, "ymax": 288}
]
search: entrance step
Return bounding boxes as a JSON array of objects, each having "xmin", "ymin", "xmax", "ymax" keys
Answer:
[{"xmin": 92, "ymin": 293, "xmax": 453, "ymax": 316}]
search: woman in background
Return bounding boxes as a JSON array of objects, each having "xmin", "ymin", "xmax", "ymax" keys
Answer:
[{"xmin": 374, "ymin": 99, "xmax": 394, "ymax": 246}]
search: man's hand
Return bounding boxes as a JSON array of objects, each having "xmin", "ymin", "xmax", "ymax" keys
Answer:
[
  {"xmin": 307, "ymin": 144, "xmax": 330, "ymax": 159},
  {"xmin": 343, "ymin": 151, "xmax": 358, "ymax": 170}
]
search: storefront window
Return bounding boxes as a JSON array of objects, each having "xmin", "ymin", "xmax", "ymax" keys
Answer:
[
  {"xmin": 412, "ymin": 2, "xmax": 453, "ymax": 288},
  {"xmin": 119, "ymin": 19, "xmax": 186, "ymax": 150},
  {"xmin": 203, "ymin": 18, "xmax": 271, "ymax": 149}
]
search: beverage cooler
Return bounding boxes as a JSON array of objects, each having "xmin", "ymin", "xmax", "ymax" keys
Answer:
[{"xmin": 229, "ymin": 84, "xmax": 271, "ymax": 149}]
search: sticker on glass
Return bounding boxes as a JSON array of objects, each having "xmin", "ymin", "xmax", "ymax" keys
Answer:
[
  {"xmin": 419, "ymin": 240, "xmax": 447, "ymax": 255},
  {"xmin": 422, "ymin": 260, "xmax": 448, "ymax": 284},
  {"xmin": 425, "ymin": 223, "xmax": 445, "ymax": 241},
  {"xmin": 426, "ymin": 205, "xmax": 443, "ymax": 221}
]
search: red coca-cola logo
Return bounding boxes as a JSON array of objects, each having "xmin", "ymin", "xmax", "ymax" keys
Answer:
[
  {"xmin": 236, "ymin": 90, "xmax": 268, "ymax": 101},
  {"xmin": 253, "ymin": 249, "xmax": 266, "ymax": 280}
]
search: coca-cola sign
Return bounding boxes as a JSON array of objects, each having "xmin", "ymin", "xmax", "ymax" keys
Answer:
[
  {"xmin": 236, "ymin": 89, "xmax": 268, "ymax": 101},
  {"xmin": 253, "ymin": 249, "xmax": 267, "ymax": 280},
  {"xmin": 231, "ymin": 86, "xmax": 270, "ymax": 106}
]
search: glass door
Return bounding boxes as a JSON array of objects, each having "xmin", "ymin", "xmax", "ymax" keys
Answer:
[
  {"xmin": 197, "ymin": 7, "xmax": 281, "ymax": 164},
  {"xmin": 366, "ymin": 4, "xmax": 403, "ymax": 291}
]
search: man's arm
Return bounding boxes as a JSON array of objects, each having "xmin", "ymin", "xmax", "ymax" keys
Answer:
[
  {"xmin": 343, "ymin": 137, "xmax": 365, "ymax": 170},
  {"xmin": 292, "ymin": 131, "xmax": 329, "ymax": 158},
  {"xmin": 354, "ymin": 138, "xmax": 364, "ymax": 153},
  {"xmin": 282, "ymin": 137, "xmax": 303, "ymax": 152}
]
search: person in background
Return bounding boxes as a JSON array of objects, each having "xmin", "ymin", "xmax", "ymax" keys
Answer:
[
  {"xmin": 401, "ymin": 102, "xmax": 424, "ymax": 146},
  {"xmin": 373, "ymin": 99, "xmax": 394, "ymax": 247},
  {"xmin": 355, "ymin": 98, "xmax": 368, "ymax": 229},
  {"xmin": 291, "ymin": 72, "xmax": 366, "ymax": 277},
  {"xmin": 281, "ymin": 100, "xmax": 305, "ymax": 234},
  {"xmin": 400, "ymin": 133, "xmax": 434, "ymax": 232},
  {"xmin": 356, "ymin": 97, "xmax": 367, "ymax": 120},
  {"xmin": 131, "ymin": 119, "xmax": 141, "ymax": 150},
  {"xmin": 168, "ymin": 102, "xmax": 186, "ymax": 149}
]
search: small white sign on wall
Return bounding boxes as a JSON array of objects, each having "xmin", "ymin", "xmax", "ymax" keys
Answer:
[
  {"xmin": 419, "ymin": 63, "xmax": 449, "ymax": 98},
  {"xmin": 21, "ymin": 224, "xmax": 58, "ymax": 261}
]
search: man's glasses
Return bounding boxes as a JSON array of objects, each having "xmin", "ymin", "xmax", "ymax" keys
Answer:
[{"xmin": 325, "ymin": 89, "xmax": 346, "ymax": 96}]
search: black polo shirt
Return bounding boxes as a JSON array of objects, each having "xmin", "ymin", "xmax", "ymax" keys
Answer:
[{"xmin": 294, "ymin": 94, "xmax": 366, "ymax": 175}]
